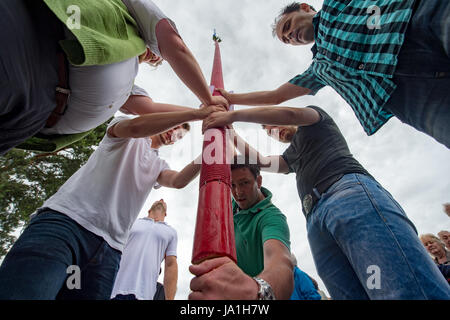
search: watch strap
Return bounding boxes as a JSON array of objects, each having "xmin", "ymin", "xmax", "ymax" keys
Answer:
[{"xmin": 253, "ymin": 277, "xmax": 276, "ymax": 300}]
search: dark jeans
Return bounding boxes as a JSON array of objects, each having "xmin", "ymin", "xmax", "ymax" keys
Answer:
[
  {"xmin": 0, "ymin": 0, "xmax": 61, "ymax": 155},
  {"xmin": 111, "ymin": 283, "xmax": 165, "ymax": 301},
  {"xmin": 384, "ymin": 0, "xmax": 450, "ymax": 148},
  {"xmin": 0, "ymin": 210, "xmax": 121, "ymax": 300},
  {"xmin": 153, "ymin": 282, "xmax": 166, "ymax": 300},
  {"xmin": 112, "ymin": 294, "xmax": 138, "ymax": 300}
]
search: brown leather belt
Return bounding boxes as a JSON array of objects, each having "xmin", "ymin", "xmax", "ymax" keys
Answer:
[{"xmin": 45, "ymin": 52, "xmax": 70, "ymax": 128}]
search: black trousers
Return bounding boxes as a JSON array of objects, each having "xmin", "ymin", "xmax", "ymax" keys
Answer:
[{"xmin": 0, "ymin": 0, "xmax": 62, "ymax": 155}]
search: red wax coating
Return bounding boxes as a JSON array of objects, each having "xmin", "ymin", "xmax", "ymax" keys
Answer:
[
  {"xmin": 192, "ymin": 39, "xmax": 237, "ymax": 264},
  {"xmin": 192, "ymin": 181, "xmax": 236, "ymax": 264}
]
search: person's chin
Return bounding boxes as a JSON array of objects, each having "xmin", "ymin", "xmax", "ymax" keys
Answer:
[{"xmin": 237, "ymin": 201, "xmax": 248, "ymax": 210}]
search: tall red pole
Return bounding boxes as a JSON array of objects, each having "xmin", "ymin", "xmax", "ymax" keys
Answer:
[{"xmin": 191, "ymin": 34, "xmax": 237, "ymax": 264}]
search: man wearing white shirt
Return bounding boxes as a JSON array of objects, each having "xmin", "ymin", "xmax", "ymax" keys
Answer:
[
  {"xmin": 112, "ymin": 199, "xmax": 178, "ymax": 300},
  {"xmin": 0, "ymin": 105, "xmax": 221, "ymax": 300}
]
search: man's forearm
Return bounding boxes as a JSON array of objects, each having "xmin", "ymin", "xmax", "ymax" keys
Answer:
[
  {"xmin": 229, "ymin": 130, "xmax": 271, "ymax": 168},
  {"xmin": 113, "ymin": 110, "xmax": 200, "ymax": 138},
  {"xmin": 229, "ymin": 91, "xmax": 284, "ymax": 106},
  {"xmin": 165, "ymin": 47, "xmax": 213, "ymax": 106},
  {"xmin": 230, "ymin": 107, "xmax": 317, "ymax": 127},
  {"xmin": 227, "ymin": 83, "xmax": 310, "ymax": 106},
  {"xmin": 164, "ymin": 264, "xmax": 178, "ymax": 300},
  {"xmin": 257, "ymin": 240, "xmax": 294, "ymax": 300},
  {"xmin": 257, "ymin": 256, "xmax": 294, "ymax": 300},
  {"xmin": 156, "ymin": 20, "xmax": 213, "ymax": 106},
  {"xmin": 121, "ymin": 95, "xmax": 193, "ymax": 115},
  {"xmin": 171, "ymin": 155, "xmax": 202, "ymax": 189}
]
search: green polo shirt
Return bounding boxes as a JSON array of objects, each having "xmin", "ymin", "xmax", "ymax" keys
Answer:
[{"xmin": 232, "ymin": 187, "xmax": 291, "ymax": 277}]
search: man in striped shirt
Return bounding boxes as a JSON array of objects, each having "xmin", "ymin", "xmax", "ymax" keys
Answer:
[{"xmin": 219, "ymin": 0, "xmax": 450, "ymax": 148}]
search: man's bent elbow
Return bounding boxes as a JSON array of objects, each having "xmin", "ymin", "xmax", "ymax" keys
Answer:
[{"xmin": 172, "ymin": 179, "xmax": 187, "ymax": 190}]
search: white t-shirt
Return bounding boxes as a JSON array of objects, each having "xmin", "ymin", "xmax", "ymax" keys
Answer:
[
  {"xmin": 111, "ymin": 218, "xmax": 178, "ymax": 300},
  {"xmin": 40, "ymin": 60, "xmax": 141, "ymax": 135},
  {"xmin": 40, "ymin": 0, "xmax": 177, "ymax": 135},
  {"xmin": 37, "ymin": 116, "xmax": 170, "ymax": 251}
]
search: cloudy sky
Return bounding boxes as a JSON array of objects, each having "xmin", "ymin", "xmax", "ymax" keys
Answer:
[{"xmin": 130, "ymin": 0, "xmax": 450, "ymax": 299}]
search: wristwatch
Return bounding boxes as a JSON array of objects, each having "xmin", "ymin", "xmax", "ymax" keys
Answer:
[{"xmin": 253, "ymin": 277, "xmax": 276, "ymax": 300}]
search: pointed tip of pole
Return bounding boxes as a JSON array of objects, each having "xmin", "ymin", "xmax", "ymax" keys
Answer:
[{"xmin": 213, "ymin": 29, "xmax": 222, "ymax": 43}]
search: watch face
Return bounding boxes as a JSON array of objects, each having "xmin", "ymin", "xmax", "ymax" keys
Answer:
[{"xmin": 303, "ymin": 194, "xmax": 313, "ymax": 215}]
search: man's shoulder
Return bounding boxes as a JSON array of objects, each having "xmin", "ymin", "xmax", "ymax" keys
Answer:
[
  {"xmin": 304, "ymin": 105, "xmax": 330, "ymax": 122},
  {"xmin": 156, "ymin": 221, "xmax": 177, "ymax": 234},
  {"xmin": 258, "ymin": 189, "xmax": 284, "ymax": 214},
  {"xmin": 102, "ymin": 117, "xmax": 153, "ymax": 150},
  {"xmin": 106, "ymin": 116, "xmax": 132, "ymax": 131},
  {"xmin": 258, "ymin": 202, "xmax": 287, "ymax": 221}
]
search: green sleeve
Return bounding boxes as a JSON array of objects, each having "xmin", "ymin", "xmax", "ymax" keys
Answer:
[{"xmin": 259, "ymin": 210, "xmax": 291, "ymax": 251}]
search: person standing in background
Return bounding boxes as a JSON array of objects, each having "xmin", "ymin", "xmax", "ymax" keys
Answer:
[{"xmin": 112, "ymin": 200, "xmax": 178, "ymax": 300}]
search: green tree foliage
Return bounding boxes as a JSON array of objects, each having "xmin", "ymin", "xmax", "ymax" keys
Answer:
[{"xmin": 0, "ymin": 123, "xmax": 108, "ymax": 258}]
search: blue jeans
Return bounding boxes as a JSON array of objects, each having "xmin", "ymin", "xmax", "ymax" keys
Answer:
[
  {"xmin": 383, "ymin": 0, "xmax": 450, "ymax": 148},
  {"xmin": 307, "ymin": 174, "xmax": 450, "ymax": 300},
  {"xmin": 0, "ymin": 210, "xmax": 121, "ymax": 300}
]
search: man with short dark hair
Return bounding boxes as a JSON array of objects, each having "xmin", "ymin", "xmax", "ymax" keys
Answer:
[
  {"xmin": 189, "ymin": 156, "xmax": 294, "ymax": 300},
  {"xmin": 202, "ymin": 104, "xmax": 450, "ymax": 299},
  {"xmin": 219, "ymin": 1, "xmax": 450, "ymax": 148}
]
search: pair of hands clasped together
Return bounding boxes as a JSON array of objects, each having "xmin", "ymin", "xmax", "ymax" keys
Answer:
[{"xmin": 200, "ymin": 89, "xmax": 236, "ymax": 132}]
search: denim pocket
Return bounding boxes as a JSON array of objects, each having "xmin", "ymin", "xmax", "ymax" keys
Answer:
[{"xmin": 374, "ymin": 183, "xmax": 407, "ymax": 217}]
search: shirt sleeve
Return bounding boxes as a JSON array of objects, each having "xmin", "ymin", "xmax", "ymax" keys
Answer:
[
  {"xmin": 103, "ymin": 115, "xmax": 134, "ymax": 142},
  {"xmin": 289, "ymin": 63, "xmax": 326, "ymax": 96},
  {"xmin": 260, "ymin": 211, "xmax": 291, "ymax": 251},
  {"xmin": 153, "ymin": 156, "xmax": 170, "ymax": 190},
  {"xmin": 107, "ymin": 116, "xmax": 132, "ymax": 130},
  {"xmin": 121, "ymin": 0, "xmax": 179, "ymax": 58},
  {"xmin": 281, "ymin": 140, "xmax": 299, "ymax": 173},
  {"xmin": 131, "ymin": 84, "xmax": 150, "ymax": 98}
]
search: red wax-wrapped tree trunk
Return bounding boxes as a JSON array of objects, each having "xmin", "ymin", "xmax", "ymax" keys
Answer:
[{"xmin": 191, "ymin": 35, "xmax": 237, "ymax": 264}]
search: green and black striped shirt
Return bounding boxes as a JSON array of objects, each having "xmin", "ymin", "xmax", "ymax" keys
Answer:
[{"xmin": 289, "ymin": 0, "xmax": 416, "ymax": 135}]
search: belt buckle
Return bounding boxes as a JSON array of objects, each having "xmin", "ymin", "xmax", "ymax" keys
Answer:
[{"xmin": 303, "ymin": 194, "xmax": 313, "ymax": 217}]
